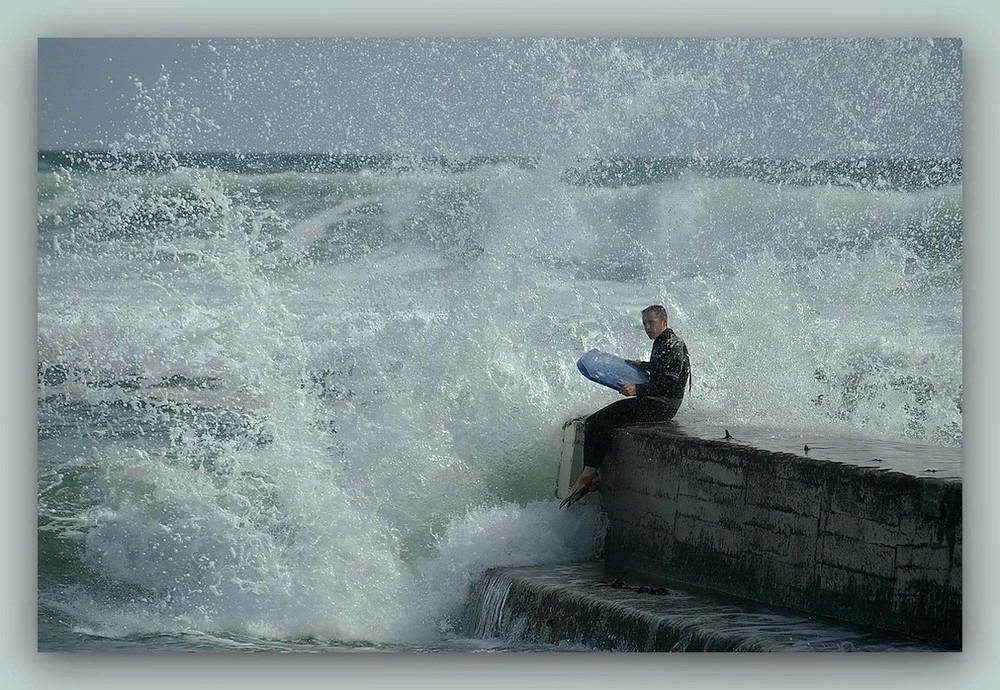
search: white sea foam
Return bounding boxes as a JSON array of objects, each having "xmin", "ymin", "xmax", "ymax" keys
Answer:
[{"xmin": 37, "ymin": 38, "xmax": 961, "ymax": 647}]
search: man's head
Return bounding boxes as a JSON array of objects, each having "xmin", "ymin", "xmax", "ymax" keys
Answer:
[{"xmin": 641, "ymin": 305, "xmax": 669, "ymax": 340}]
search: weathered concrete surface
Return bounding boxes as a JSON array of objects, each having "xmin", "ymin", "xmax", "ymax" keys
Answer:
[
  {"xmin": 464, "ymin": 563, "xmax": 949, "ymax": 652},
  {"xmin": 559, "ymin": 416, "xmax": 962, "ymax": 649}
]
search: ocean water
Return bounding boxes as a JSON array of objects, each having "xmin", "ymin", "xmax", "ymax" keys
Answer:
[
  {"xmin": 36, "ymin": 151, "xmax": 961, "ymax": 652},
  {"xmin": 36, "ymin": 38, "xmax": 962, "ymax": 652}
]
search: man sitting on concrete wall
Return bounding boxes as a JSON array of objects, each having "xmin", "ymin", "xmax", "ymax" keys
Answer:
[{"xmin": 562, "ymin": 304, "xmax": 691, "ymax": 507}]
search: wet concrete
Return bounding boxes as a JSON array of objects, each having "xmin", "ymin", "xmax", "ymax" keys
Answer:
[
  {"xmin": 665, "ymin": 416, "xmax": 962, "ymax": 480},
  {"xmin": 555, "ymin": 414, "xmax": 962, "ymax": 649},
  {"xmin": 464, "ymin": 562, "xmax": 949, "ymax": 652}
]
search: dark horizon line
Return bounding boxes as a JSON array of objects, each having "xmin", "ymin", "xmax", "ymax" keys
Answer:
[{"xmin": 37, "ymin": 149, "xmax": 963, "ymax": 162}]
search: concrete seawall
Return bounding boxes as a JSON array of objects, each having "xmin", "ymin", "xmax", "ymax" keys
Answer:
[{"xmin": 557, "ymin": 416, "xmax": 962, "ymax": 649}]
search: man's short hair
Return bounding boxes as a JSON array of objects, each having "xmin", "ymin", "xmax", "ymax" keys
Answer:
[{"xmin": 642, "ymin": 304, "xmax": 668, "ymax": 320}]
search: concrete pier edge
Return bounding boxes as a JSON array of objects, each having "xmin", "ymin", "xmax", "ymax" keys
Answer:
[{"xmin": 467, "ymin": 416, "xmax": 961, "ymax": 651}]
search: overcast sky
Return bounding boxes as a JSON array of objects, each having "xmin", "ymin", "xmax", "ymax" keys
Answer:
[{"xmin": 38, "ymin": 37, "xmax": 962, "ymax": 159}]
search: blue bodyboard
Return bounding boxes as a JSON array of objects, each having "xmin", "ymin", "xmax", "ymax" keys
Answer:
[{"xmin": 577, "ymin": 349, "xmax": 650, "ymax": 391}]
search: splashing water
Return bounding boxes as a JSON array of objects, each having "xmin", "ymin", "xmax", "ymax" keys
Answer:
[{"xmin": 37, "ymin": 38, "xmax": 961, "ymax": 649}]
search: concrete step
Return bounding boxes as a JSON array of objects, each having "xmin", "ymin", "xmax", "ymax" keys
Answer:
[{"xmin": 463, "ymin": 562, "xmax": 950, "ymax": 652}]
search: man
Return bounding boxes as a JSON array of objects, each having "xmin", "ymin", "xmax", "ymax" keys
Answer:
[{"xmin": 562, "ymin": 304, "xmax": 690, "ymax": 507}]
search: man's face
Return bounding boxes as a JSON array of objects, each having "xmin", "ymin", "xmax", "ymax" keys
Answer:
[{"xmin": 642, "ymin": 312, "xmax": 668, "ymax": 340}]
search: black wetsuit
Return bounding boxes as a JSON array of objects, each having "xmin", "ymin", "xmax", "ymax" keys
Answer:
[{"xmin": 583, "ymin": 328, "xmax": 690, "ymax": 469}]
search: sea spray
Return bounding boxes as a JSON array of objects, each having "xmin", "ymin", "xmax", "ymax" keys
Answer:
[{"xmin": 38, "ymin": 38, "xmax": 961, "ymax": 650}]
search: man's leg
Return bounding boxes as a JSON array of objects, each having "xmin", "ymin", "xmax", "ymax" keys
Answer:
[
  {"xmin": 584, "ymin": 397, "xmax": 668, "ymax": 469},
  {"xmin": 563, "ymin": 399, "xmax": 676, "ymax": 507}
]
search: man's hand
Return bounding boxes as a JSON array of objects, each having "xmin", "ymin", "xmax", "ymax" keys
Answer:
[{"xmin": 618, "ymin": 383, "xmax": 637, "ymax": 397}]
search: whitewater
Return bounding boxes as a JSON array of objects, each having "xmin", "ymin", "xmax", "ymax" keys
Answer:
[{"xmin": 36, "ymin": 38, "xmax": 962, "ymax": 652}]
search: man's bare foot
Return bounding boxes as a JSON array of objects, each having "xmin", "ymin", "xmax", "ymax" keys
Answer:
[{"xmin": 560, "ymin": 466, "xmax": 600, "ymax": 508}]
